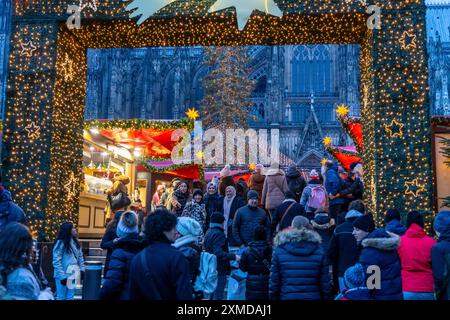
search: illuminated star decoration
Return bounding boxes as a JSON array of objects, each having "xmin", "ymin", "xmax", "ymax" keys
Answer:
[
  {"xmin": 125, "ymin": 0, "xmax": 175, "ymax": 25},
  {"xmin": 79, "ymin": 0, "xmax": 98, "ymax": 11},
  {"xmin": 362, "ymin": 83, "xmax": 369, "ymax": 110},
  {"xmin": 61, "ymin": 53, "xmax": 75, "ymax": 81},
  {"xmin": 20, "ymin": 41, "xmax": 37, "ymax": 57},
  {"xmin": 321, "ymin": 159, "xmax": 327, "ymax": 166},
  {"xmin": 399, "ymin": 31, "xmax": 416, "ymax": 50},
  {"xmin": 64, "ymin": 172, "xmax": 79, "ymax": 201},
  {"xmin": 249, "ymin": 163, "xmax": 256, "ymax": 170},
  {"xmin": 336, "ymin": 104, "xmax": 350, "ymax": 117},
  {"xmin": 208, "ymin": 0, "xmax": 283, "ymax": 30},
  {"xmin": 405, "ymin": 178, "xmax": 426, "ymax": 197},
  {"xmin": 195, "ymin": 150, "xmax": 204, "ymax": 160},
  {"xmin": 25, "ymin": 121, "xmax": 41, "ymax": 140},
  {"xmin": 384, "ymin": 119, "xmax": 404, "ymax": 138},
  {"xmin": 323, "ymin": 136, "xmax": 333, "ymax": 146},
  {"xmin": 186, "ymin": 108, "xmax": 200, "ymax": 120}
]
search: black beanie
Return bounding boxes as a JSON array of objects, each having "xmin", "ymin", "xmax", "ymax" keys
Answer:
[
  {"xmin": 406, "ymin": 211, "xmax": 424, "ymax": 229},
  {"xmin": 385, "ymin": 208, "xmax": 401, "ymax": 223},
  {"xmin": 353, "ymin": 213, "xmax": 375, "ymax": 233},
  {"xmin": 210, "ymin": 213, "xmax": 225, "ymax": 224},
  {"xmin": 193, "ymin": 189, "xmax": 203, "ymax": 198}
]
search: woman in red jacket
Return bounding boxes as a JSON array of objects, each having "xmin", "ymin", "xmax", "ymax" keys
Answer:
[{"xmin": 397, "ymin": 211, "xmax": 436, "ymax": 300}]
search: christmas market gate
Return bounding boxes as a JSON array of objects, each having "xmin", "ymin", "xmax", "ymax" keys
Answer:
[{"xmin": 1, "ymin": 0, "xmax": 433, "ymax": 240}]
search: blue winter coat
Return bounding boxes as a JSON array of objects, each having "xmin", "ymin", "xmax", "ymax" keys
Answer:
[
  {"xmin": 129, "ymin": 241, "xmax": 193, "ymax": 300},
  {"xmin": 269, "ymin": 228, "xmax": 332, "ymax": 300},
  {"xmin": 203, "ymin": 224, "xmax": 235, "ymax": 275},
  {"xmin": 432, "ymin": 230, "xmax": 450, "ymax": 300},
  {"xmin": 232, "ymin": 205, "xmax": 271, "ymax": 246},
  {"xmin": 359, "ymin": 228, "xmax": 403, "ymax": 300},
  {"xmin": 0, "ymin": 188, "xmax": 26, "ymax": 229},
  {"xmin": 99, "ymin": 234, "xmax": 145, "ymax": 300},
  {"xmin": 385, "ymin": 219, "xmax": 406, "ymax": 236},
  {"xmin": 325, "ymin": 166, "xmax": 344, "ymax": 206},
  {"xmin": 239, "ymin": 240, "xmax": 272, "ymax": 300}
]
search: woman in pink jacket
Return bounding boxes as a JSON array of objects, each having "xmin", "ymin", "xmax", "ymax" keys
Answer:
[{"xmin": 397, "ymin": 211, "xmax": 436, "ymax": 300}]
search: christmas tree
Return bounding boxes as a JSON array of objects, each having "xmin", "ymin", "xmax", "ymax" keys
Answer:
[{"xmin": 200, "ymin": 47, "xmax": 256, "ymax": 130}]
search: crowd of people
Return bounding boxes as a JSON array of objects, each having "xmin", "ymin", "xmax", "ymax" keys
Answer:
[{"xmin": 0, "ymin": 161, "xmax": 450, "ymax": 301}]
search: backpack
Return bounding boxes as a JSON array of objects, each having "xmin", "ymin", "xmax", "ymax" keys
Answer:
[
  {"xmin": 306, "ymin": 186, "xmax": 327, "ymax": 210},
  {"xmin": 194, "ymin": 251, "xmax": 218, "ymax": 294}
]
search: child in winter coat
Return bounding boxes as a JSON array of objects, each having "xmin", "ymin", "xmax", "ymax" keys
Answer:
[
  {"xmin": 335, "ymin": 263, "xmax": 371, "ymax": 300},
  {"xmin": 239, "ymin": 226, "xmax": 272, "ymax": 300},
  {"xmin": 52, "ymin": 222, "xmax": 85, "ymax": 300}
]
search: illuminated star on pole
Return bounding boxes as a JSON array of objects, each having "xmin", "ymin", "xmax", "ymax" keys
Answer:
[
  {"xmin": 186, "ymin": 108, "xmax": 200, "ymax": 120},
  {"xmin": 323, "ymin": 136, "xmax": 333, "ymax": 146},
  {"xmin": 208, "ymin": 0, "xmax": 283, "ymax": 30},
  {"xmin": 336, "ymin": 104, "xmax": 350, "ymax": 117}
]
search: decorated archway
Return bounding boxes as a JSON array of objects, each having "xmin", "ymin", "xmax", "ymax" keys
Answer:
[{"xmin": 2, "ymin": 0, "xmax": 432, "ymax": 239}]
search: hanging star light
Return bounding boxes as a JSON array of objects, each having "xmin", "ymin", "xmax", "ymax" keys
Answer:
[
  {"xmin": 64, "ymin": 172, "xmax": 79, "ymax": 201},
  {"xmin": 25, "ymin": 121, "xmax": 41, "ymax": 139},
  {"xmin": 323, "ymin": 136, "xmax": 333, "ymax": 146},
  {"xmin": 384, "ymin": 119, "xmax": 404, "ymax": 138},
  {"xmin": 125, "ymin": 0, "xmax": 176, "ymax": 25},
  {"xmin": 186, "ymin": 107, "xmax": 200, "ymax": 120},
  {"xmin": 208, "ymin": 0, "xmax": 283, "ymax": 30},
  {"xmin": 20, "ymin": 41, "xmax": 37, "ymax": 57},
  {"xmin": 405, "ymin": 178, "xmax": 426, "ymax": 197},
  {"xmin": 399, "ymin": 31, "xmax": 417, "ymax": 50},
  {"xmin": 336, "ymin": 104, "xmax": 350, "ymax": 117},
  {"xmin": 61, "ymin": 53, "xmax": 75, "ymax": 81}
]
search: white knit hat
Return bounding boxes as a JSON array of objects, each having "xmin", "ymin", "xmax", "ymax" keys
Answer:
[{"xmin": 176, "ymin": 217, "xmax": 202, "ymax": 237}]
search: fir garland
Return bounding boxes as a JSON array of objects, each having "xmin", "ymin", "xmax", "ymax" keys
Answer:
[{"xmin": 84, "ymin": 118, "xmax": 194, "ymax": 131}]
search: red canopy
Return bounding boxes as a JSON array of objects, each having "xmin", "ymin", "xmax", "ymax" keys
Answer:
[
  {"xmin": 137, "ymin": 160, "xmax": 203, "ymax": 180},
  {"xmin": 327, "ymin": 146, "xmax": 362, "ymax": 171}
]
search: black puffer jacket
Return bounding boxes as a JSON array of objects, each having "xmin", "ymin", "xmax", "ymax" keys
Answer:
[
  {"xmin": 326, "ymin": 210, "xmax": 362, "ymax": 277},
  {"xmin": 269, "ymin": 228, "xmax": 331, "ymax": 300},
  {"xmin": 203, "ymin": 193, "xmax": 224, "ymax": 228},
  {"xmin": 285, "ymin": 165, "xmax": 306, "ymax": 202},
  {"xmin": 232, "ymin": 205, "xmax": 271, "ymax": 246},
  {"xmin": 203, "ymin": 224, "xmax": 236, "ymax": 275},
  {"xmin": 239, "ymin": 240, "xmax": 272, "ymax": 300},
  {"xmin": 99, "ymin": 234, "xmax": 145, "ymax": 300}
]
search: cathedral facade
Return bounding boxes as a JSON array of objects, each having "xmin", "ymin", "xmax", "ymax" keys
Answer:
[{"xmin": 0, "ymin": 1, "xmax": 449, "ymax": 168}]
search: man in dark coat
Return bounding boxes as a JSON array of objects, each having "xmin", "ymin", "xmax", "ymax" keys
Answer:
[
  {"xmin": 432, "ymin": 210, "xmax": 450, "ymax": 300},
  {"xmin": 239, "ymin": 226, "xmax": 272, "ymax": 300},
  {"xmin": 324, "ymin": 161, "xmax": 345, "ymax": 222},
  {"xmin": 204, "ymin": 213, "xmax": 237, "ymax": 300},
  {"xmin": 203, "ymin": 182, "xmax": 223, "ymax": 230},
  {"xmin": 232, "ymin": 190, "xmax": 271, "ymax": 247},
  {"xmin": 99, "ymin": 211, "xmax": 144, "ymax": 300},
  {"xmin": 327, "ymin": 200, "xmax": 365, "ymax": 292},
  {"xmin": 384, "ymin": 208, "xmax": 406, "ymax": 236},
  {"xmin": 269, "ymin": 227, "xmax": 332, "ymax": 300},
  {"xmin": 358, "ymin": 228, "xmax": 403, "ymax": 300},
  {"xmin": 129, "ymin": 208, "xmax": 193, "ymax": 300},
  {"xmin": 273, "ymin": 191, "xmax": 306, "ymax": 232},
  {"xmin": 0, "ymin": 186, "xmax": 27, "ymax": 231},
  {"xmin": 285, "ymin": 163, "xmax": 306, "ymax": 202}
]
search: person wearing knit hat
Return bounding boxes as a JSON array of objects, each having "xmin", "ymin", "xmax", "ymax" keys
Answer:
[
  {"xmin": 432, "ymin": 210, "xmax": 450, "ymax": 300},
  {"xmin": 291, "ymin": 215, "xmax": 313, "ymax": 230},
  {"xmin": 247, "ymin": 190, "xmax": 259, "ymax": 200},
  {"xmin": 99, "ymin": 210, "xmax": 144, "ymax": 300},
  {"xmin": 309, "ymin": 169, "xmax": 319, "ymax": 180},
  {"xmin": 181, "ymin": 189, "xmax": 207, "ymax": 236},
  {"xmin": 335, "ymin": 263, "xmax": 371, "ymax": 300},
  {"xmin": 300, "ymin": 170, "xmax": 327, "ymax": 218},
  {"xmin": 117, "ymin": 211, "xmax": 139, "ymax": 238},
  {"xmin": 384, "ymin": 208, "xmax": 406, "ymax": 236},
  {"xmin": 352, "ymin": 213, "xmax": 375, "ymax": 243},
  {"xmin": 204, "ymin": 182, "xmax": 223, "ymax": 230},
  {"xmin": 218, "ymin": 165, "xmax": 236, "ymax": 196}
]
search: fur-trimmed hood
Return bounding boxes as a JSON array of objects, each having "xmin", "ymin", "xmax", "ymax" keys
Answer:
[
  {"xmin": 311, "ymin": 214, "xmax": 335, "ymax": 230},
  {"xmin": 361, "ymin": 228, "xmax": 400, "ymax": 251},
  {"xmin": 274, "ymin": 227, "xmax": 322, "ymax": 246},
  {"xmin": 265, "ymin": 168, "xmax": 285, "ymax": 176}
]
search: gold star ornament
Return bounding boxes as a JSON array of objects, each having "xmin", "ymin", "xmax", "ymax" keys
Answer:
[
  {"xmin": 323, "ymin": 136, "xmax": 333, "ymax": 146},
  {"xmin": 384, "ymin": 119, "xmax": 404, "ymax": 138},
  {"xmin": 25, "ymin": 121, "xmax": 41, "ymax": 140},
  {"xmin": 336, "ymin": 104, "xmax": 350, "ymax": 117},
  {"xmin": 20, "ymin": 41, "xmax": 37, "ymax": 57},
  {"xmin": 186, "ymin": 108, "xmax": 200, "ymax": 120},
  {"xmin": 405, "ymin": 178, "xmax": 426, "ymax": 197},
  {"xmin": 399, "ymin": 31, "xmax": 417, "ymax": 50},
  {"xmin": 64, "ymin": 172, "xmax": 79, "ymax": 201}
]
